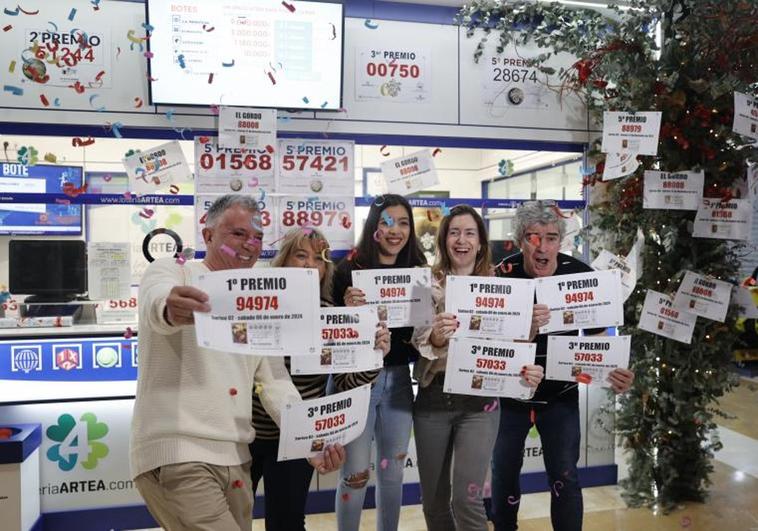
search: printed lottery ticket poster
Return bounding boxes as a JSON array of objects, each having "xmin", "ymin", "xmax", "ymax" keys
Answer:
[
  {"xmin": 673, "ymin": 271, "xmax": 732, "ymax": 323},
  {"xmin": 591, "ymin": 250, "xmax": 637, "ymax": 302},
  {"xmin": 602, "ymin": 151, "xmax": 640, "ymax": 181},
  {"xmin": 193, "ymin": 268, "xmax": 320, "ymax": 355},
  {"xmin": 732, "ymin": 91, "xmax": 758, "ymax": 141},
  {"xmin": 87, "ymin": 242, "xmax": 131, "ymax": 301},
  {"xmin": 443, "ymin": 338, "xmax": 536, "ymax": 399},
  {"xmin": 194, "ymin": 137, "xmax": 275, "ymax": 194},
  {"xmin": 290, "ymin": 306, "xmax": 382, "ymax": 375},
  {"xmin": 535, "ymin": 270, "xmax": 624, "ymax": 334},
  {"xmin": 123, "ymin": 141, "xmax": 192, "ymax": 195},
  {"xmin": 380, "ymin": 149, "xmax": 439, "ymax": 196},
  {"xmin": 355, "ymin": 47, "xmax": 431, "ymax": 103},
  {"xmin": 693, "ymin": 198, "xmax": 753, "ymax": 241},
  {"xmin": 194, "ymin": 194, "xmax": 277, "ymax": 254},
  {"xmin": 638, "ymin": 290, "xmax": 697, "ymax": 344},
  {"xmin": 352, "ymin": 268, "xmax": 433, "ymax": 328},
  {"xmin": 444, "ymin": 275, "xmax": 535, "ymax": 341},
  {"xmin": 643, "ymin": 170, "xmax": 704, "ymax": 210},
  {"xmin": 278, "ymin": 385, "xmax": 371, "ymax": 461},
  {"xmin": 277, "ymin": 196, "xmax": 355, "ymax": 251},
  {"xmin": 276, "ymin": 139, "xmax": 355, "ymax": 196},
  {"xmin": 218, "ymin": 107, "xmax": 276, "ymax": 149},
  {"xmin": 601, "ymin": 111, "xmax": 663, "ymax": 156},
  {"xmin": 546, "ymin": 336, "xmax": 631, "ymax": 387}
]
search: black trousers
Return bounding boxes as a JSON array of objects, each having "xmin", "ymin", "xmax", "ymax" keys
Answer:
[{"xmin": 250, "ymin": 438, "xmax": 315, "ymax": 531}]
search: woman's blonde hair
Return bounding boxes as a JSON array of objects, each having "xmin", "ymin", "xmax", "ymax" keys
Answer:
[{"xmin": 272, "ymin": 227, "xmax": 334, "ymax": 303}]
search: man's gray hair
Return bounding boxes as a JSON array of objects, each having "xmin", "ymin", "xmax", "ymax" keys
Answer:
[
  {"xmin": 204, "ymin": 194, "xmax": 260, "ymax": 228},
  {"xmin": 513, "ymin": 200, "xmax": 566, "ymax": 242}
]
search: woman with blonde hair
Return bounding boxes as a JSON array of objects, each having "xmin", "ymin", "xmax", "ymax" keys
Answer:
[{"xmin": 250, "ymin": 227, "xmax": 390, "ymax": 531}]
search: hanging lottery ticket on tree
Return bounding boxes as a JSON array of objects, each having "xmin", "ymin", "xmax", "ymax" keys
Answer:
[
  {"xmin": 590, "ymin": 250, "xmax": 637, "ymax": 302},
  {"xmin": 278, "ymin": 384, "xmax": 371, "ymax": 461},
  {"xmin": 443, "ymin": 337, "xmax": 536, "ymax": 399},
  {"xmin": 732, "ymin": 91, "xmax": 758, "ymax": 141},
  {"xmin": 444, "ymin": 275, "xmax": 535, "ymax": 340},
  {"xmin": 693, "ymin": 198, "xmax": 753, "ymax": 241},
  {"xmin": 352, "ymin": 268, "xmax": 433, "ymax": 328},
  {"xmin": 546, "ymin": 336, "xmax": 630, "ymax": 386},
  {"xmin": 194, "ymin": 194, "xmax": 276, "ymax": 253},
  {"xmin": 193, "ymin": 268, "xmax": 320, "ymax": 355},
  {"xmin": 638, "ymin": 290, "xmax": 697, "ymax": 344},
  {"xmin": 217, "ymin": 107, "xmax": 276, "ymax": 149},
  {"xmin": 673, "ymin": 271, "xmax": 732, "ymax": 323},
  {"xmin": 276, "ymin": 139, "xmax": 355, "ymax": 196},
  {"xmin": 123, "ymin": 141, "xmax": 192, "ymax": 194},
  {"xmin": 643, "ymin": 170, "xmax": 704, "ymax": 210},
  {"xmin": 601, "ymin": 111, "xmax": 662, "ymax": 156},
  {"xmin": 290, "ymin": 306, "xmax": 383, "ymax": 375},
  {"xmin": 535, "ymin": 270, "xmax": 624, "ymax": 334},
  {"xmin": 277, "ymin": 196, "xmax": 354, "ymax": 251},
  {"xmin": 194, "ymin": 136, "xmax": 275, "ymax": 194}
]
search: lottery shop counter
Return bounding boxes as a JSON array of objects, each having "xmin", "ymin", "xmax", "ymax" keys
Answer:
[{"xmin": 0, "ymin": 323, "xmax": 153, "ymax": 530}]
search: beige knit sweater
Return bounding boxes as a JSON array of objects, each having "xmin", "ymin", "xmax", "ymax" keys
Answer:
[{"xmin": 130, "ymin": 258, "xmax": 300, "ymax": 479}]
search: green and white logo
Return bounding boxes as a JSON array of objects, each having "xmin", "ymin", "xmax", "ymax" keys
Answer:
[{"xmin": 46, "ymin": 413, "xmax": 109, "ymax": 471}]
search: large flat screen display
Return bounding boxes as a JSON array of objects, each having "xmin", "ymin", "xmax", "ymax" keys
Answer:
[
  {"xmin": 146, "ymin": 0, "xmax": 344, "ymax": 110},
  {"xmin": 0, "ymin": 163, "xmax": 84, "ymax": 235}
]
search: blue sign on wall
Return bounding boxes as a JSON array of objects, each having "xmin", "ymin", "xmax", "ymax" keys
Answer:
[{"xmin": 0, "ymin": 336, "xmax": 138, "ymax": 381}]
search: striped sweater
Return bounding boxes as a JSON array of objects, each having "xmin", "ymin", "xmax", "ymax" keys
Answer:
[{"xmin": 251, "ymin": 300, "xmax": 381, "ymax": 440}]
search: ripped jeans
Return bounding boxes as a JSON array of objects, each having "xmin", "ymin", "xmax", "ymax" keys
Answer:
[{"xmin": 335, "ymin": 365, "xmax": 413, "ymax": 531}]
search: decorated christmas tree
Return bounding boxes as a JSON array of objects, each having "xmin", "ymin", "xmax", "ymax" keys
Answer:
[{"xmin": 457, "ymin": 0, "xmax": 757, "ymax": 511}]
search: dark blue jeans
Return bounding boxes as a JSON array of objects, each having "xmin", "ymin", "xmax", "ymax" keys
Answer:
[{"xmin": 491, "ymin": 399, "xmax": 582, "ymax": 531}]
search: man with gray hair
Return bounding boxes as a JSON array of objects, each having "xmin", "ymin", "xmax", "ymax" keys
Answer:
[
  {"xmin": 490, "ymin": 200, "xmax": 633, "ymax": 531},
  {"xmin": 130, "ymin": 194, "xmax": 344, "ymax": 530}
]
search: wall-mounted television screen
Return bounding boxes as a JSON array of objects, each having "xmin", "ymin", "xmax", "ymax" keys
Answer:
[
  {"xmin": 0, "ymin": 163, "xmax": 84, "ymax": 235},
  {"xmin": 146, "ymin": 0, "xmax": 344, "ymax": 110}
]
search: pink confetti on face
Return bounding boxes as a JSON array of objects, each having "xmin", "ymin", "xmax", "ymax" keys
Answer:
[
  {"xmin": 220, "ymin": 244, "xmax": 236, "ymax": 257},
  {"xmin": 527, "ymin": 234, "xmax": 541, "ymax": 247},
  {"xmin": 379, "ymin": 458, "xmax": 389, "ymax": 469}
]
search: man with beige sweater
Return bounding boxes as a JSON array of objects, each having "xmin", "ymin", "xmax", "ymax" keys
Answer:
[{"xmin": 130, "ymin": 195, "xmax": 344, "ymax": 530}]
